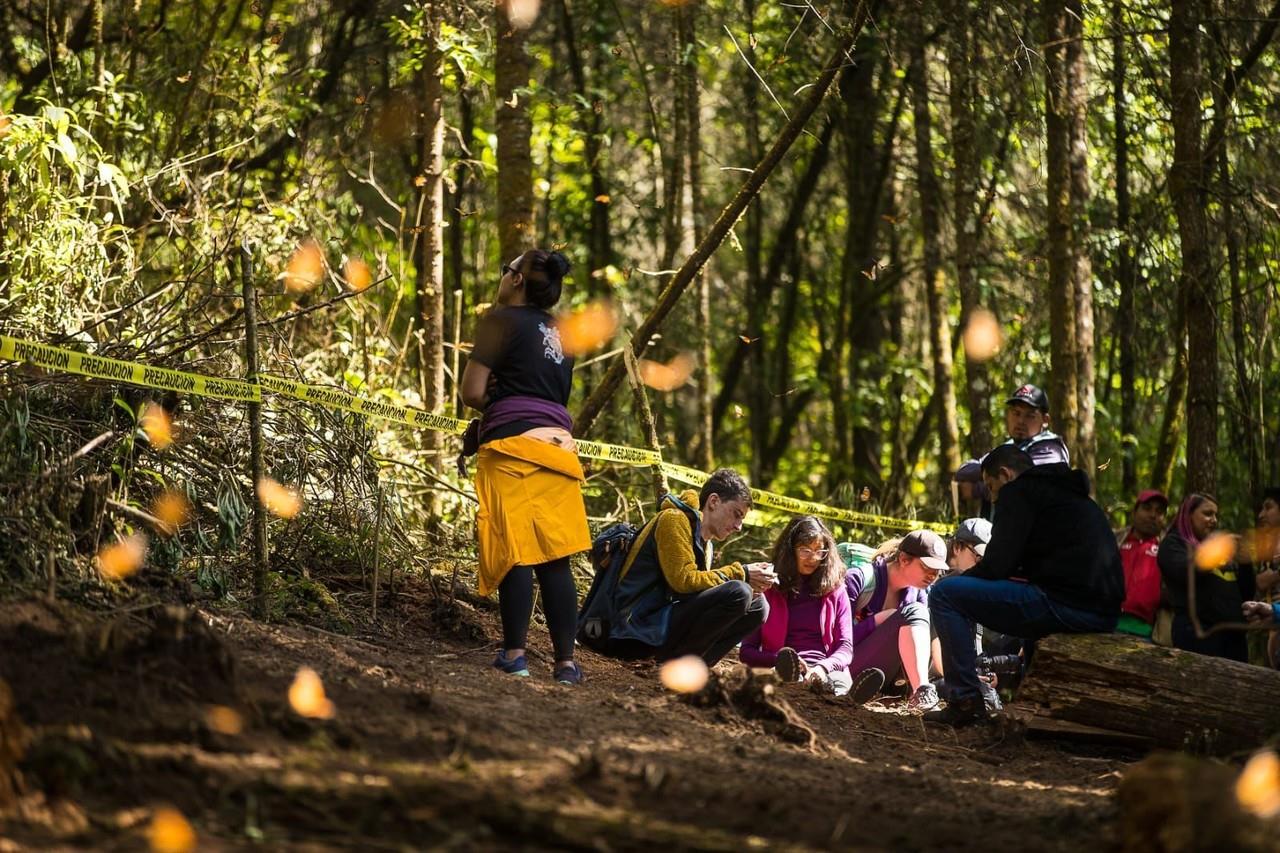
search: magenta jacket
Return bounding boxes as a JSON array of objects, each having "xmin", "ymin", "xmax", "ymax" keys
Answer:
[{"xmin": 738, "ymin": 583, "xmax": 854, "ymax": 673}]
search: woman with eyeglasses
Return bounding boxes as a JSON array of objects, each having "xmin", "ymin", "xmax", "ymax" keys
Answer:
[
  {"xmin": 459, "ymin": 249, "xmax": 591, "ymax": 685},
  {"xmin": 842, "ymin": 530, "xmax": 949, "ymax": 711},
  {"xmin": 739, "ymin": 516, "xmax": 860, "ymax": 696}
]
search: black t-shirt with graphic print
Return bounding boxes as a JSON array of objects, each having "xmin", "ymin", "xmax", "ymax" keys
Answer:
[{"xmin": 469, "ymin": 304, "xmax": 573, "ymax": 440}]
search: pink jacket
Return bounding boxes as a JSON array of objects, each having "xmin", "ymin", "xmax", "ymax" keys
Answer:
[{"xmin": 739, "ymin": 583, "xmax": 854, "ymax": 672}]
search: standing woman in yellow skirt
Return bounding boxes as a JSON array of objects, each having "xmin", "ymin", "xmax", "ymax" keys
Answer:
[{"xmin": 459, "ymin": 249, "xmax": 592, "ymax": 684}]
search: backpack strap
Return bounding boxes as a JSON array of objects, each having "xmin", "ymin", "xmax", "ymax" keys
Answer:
[{"xmin": 616, "ymin": 513, "xmax": 662, "ymax": 583}]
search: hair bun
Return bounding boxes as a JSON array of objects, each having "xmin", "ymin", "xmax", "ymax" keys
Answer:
[{"xmin": 547, "ymin": 251, "xmax": 572, "ymax": 281}]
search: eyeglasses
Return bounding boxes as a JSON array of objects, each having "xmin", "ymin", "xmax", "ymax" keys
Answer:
[
  {"xmin": 502, "ymin": 259, "xmax": 522, "ymax": 277},
  {"xmin": 797, "ymin": 548, "xmax": 830, "ymax": 560}
]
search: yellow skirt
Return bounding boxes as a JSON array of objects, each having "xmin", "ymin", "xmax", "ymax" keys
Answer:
[{"xmin": 474, "ymin": 435, "xmax": 591, "ymax": 596}]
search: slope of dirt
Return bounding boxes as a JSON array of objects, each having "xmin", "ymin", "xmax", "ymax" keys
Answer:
[{"xmin": 0, "ymin": 583, "xmax": 1134, "ymax": 851}]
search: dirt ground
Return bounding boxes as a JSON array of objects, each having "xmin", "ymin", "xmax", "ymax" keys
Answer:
[{"xmin": 0, "ymin": 579, "xmax": 1138, "ymax": 851}]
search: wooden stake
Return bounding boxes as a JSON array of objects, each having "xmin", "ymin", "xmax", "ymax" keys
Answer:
[
  {"xmin": 241, "ymin": 243, "xmax": 269, "ymax": 619},
  {"xmin": 371, "ymin": 484, "xmax": 384, "ymax": 621}
]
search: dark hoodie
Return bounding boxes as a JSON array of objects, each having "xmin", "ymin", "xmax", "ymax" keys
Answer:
[{"xmin": 967, "ymin": 463, "xmax": 1124, "ymax": 616}]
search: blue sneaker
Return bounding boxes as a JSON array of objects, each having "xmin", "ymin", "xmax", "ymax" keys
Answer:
[
  {"xmin": 493, "ymin": 650, "xmax": 530, "ymax": 677},
  {"xmin": 553, "ymin": 661, "xmax": 584, "ymax": 685}
]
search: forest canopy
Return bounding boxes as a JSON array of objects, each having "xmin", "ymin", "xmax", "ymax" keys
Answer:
[{"xmin": 3, "ymin": 0, "xmax": 1280, "ymax": 577}]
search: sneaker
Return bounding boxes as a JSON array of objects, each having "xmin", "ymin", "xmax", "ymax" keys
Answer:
[
  {"xmin": 848, "ymin": 667, "xmax": 885, "ymax": 704},
  {"xmin": 774, "ymin": 647, "xmax": 803, "ymax": 683},
  {"xmin": 808, "ymin": 672, "xmax": 837, "ymax": 696},
  {"xmin": 492, "ymin": 650, "xmax": 530, "ymax": 677},
  {"xmin": 907, "ymin": 682, "xmax": 940, "ymax": 712},
  {"xmin": 923, "ymin": 694, "xmax": 993, "ymax": 727},
  {"xmin": 553, "ymin": 661, "xmax": 584, "ymax": 685}
]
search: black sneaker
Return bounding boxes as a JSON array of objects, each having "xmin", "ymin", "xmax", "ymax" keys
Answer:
[
  {"xmin": 923, "ymin": 694, "xmax": 993, "ymax": 727},
  {"xmin": 848, "ymin": 667, "xmax": 885, "ymax": 704},
  {"xmin": 775, "ymin": 647, "xmax": 803, "ymax": 683}
]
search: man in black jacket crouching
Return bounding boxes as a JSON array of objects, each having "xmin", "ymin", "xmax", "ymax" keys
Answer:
[{"xmin": 926, "ymin": 445, "xmax": 1124, "ymax": 726}]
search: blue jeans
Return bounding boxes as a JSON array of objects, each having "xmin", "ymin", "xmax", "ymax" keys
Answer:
[{"xmin": 929, "ymin": 575, "xmax": 1116, "ymax": 702}]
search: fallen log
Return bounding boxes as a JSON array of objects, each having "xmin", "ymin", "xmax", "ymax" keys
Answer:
[{"xmin": 1013, "ymin": 631, "xmax": 1280, "ymax": 755}]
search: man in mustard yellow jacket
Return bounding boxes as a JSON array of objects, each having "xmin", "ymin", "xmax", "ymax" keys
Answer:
[{"xmin": 605, "ymin": 469, "xmax": 777, "ymax": 666}]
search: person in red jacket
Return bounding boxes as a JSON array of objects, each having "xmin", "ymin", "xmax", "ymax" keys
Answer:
[{"xmin": 1114, "ymin": 489, "xmax": 1168, "ymax": 638}]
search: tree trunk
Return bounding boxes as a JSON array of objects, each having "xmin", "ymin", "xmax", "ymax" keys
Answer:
[
  {"xmin": 1113, "ymin": 0, "xmax": 1137, "ymax": 496},
  {"xmin": 447, "ymin": 60, "xmax": 474, "ymax": 418},
  {"xmin": 495, "ymin": 1, "xmax": 536, "ymax": 262},
  {"xmin": 946, "ymin": 0, "xmax": 993, "ymax": 458},
  {"xmin": 679, "ymin": 2, "xmax": 713, "ymax": 471},
  {"xmin": 712, "ymin": 118, "xmax": 836, "ymax": 429},
  {"xmin": 1015, "ymin": 632, "xmax": 1280, "ymax": 755},
  {"xmin": 1044, "ymin": 0, "xmax": 1079, "ymax": 455},
  {"xmin": 743, "ymin": 0, "xmax": 767, "ymax": 484},
  {"xmin": 1152, "ymin": 300, "xmax": 1189, "ymax": 497},
  {"xmin": 1066, "ymin": 0, "xmax": 1096, "ymax": 484},
  {"xmin": 1169, "ymin": 0, "xmax": 1217, "ymax": 496},
  {"xmin": 574, "ymin": 7, "xmax": 874, "ymax": 437},
  {"xmin": 908, "ymin": 4, "xmax": 961, "ymax": 494},
  {"xmin": 556, "ymin": 0, "xmax": 612, "ymax": 288},
  {"xmin": 416, "ymin": 9, "xmax": 446, "ymax": 439}
]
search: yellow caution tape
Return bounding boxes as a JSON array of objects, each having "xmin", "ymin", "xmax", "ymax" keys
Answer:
[
  {"xmin": 577, "ymin": 440, "xmax": 662, "ymax": 466},
  {"xmin": 258, "ymin": 373, "xmax": 468, "ymax": 434},
  {"xmin": 659, "ymin": 460, "xmax": 949, "ymax": 533},
  {"xmin": 0, "ymin": 334, "xmax": 954, "ymax": 534},
  {"xmin": 0, "ymin": 336, "xmax": 259, "ymax": 402}
]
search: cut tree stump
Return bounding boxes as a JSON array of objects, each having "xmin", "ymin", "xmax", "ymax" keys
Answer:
[{"xmin": 1014, "ymin": 632, "xmax": 1280, "ymax": 755}]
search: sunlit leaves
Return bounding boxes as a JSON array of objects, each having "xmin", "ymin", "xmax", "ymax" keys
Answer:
[
  {"xmin": 97, "ymin": 534, "xmax": 148, "ymax": 581},
  {"xmin": 659, "ymin": 655, "xmax": 708, "ymax": 693},
  {"xmin": 140, "ymin": 402, "xmax": 173, "ymax": 450},
  {"xmin": 1194, "ymin": 532, "xmax": 1237, "ymax": 571},
  {"xmin": 258, "ymin": 477, "xmax": 302, "ymax": 519},
  {"xmin": 1236, "ymin": 750, "xmax": 1280, "ymax": 818},
  {"xmin": 147, "ymin": 806, "xmax": 196, "ymax": 853},
  {"xmin": 638, "ymin": 353, "xmax": 695, "ymax": 391},
  {"xmin": 962, "ymin": 308, "xmax": 1002, "ymax": 362},
  {"xmin": 557, "ymin": 300, "xmax": 618, "ymax": 356},
  {"xmin": 281, "ymin": 240, "xmax": 324, "ymax": 294},
  {"xmin": 288, "ymin": 667, "xmax": 335, "ymax": 719}
]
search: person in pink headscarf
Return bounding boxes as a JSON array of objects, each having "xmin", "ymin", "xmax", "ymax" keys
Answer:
[{"xmin": 1156, "ymin": 493, "xmax": 1254, "ymax": 662}]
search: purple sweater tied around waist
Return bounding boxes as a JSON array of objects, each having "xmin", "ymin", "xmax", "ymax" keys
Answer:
[{"xmin": 480, "ymin": 395, "xmax": 573, "ymax": 438}]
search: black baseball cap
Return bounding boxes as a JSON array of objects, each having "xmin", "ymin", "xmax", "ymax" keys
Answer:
[{"xmin": 1006, "ymin": 383, "xmax": 1049, "ymax": 413}]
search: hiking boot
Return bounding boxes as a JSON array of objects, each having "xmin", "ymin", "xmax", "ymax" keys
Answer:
[
  {"xmin": 923, "ymin": 694, "xmax": 993, "ymax": 727},
  {"xmin": 848, "ymin": 667, "xmax": 885, "ymax": 704},
  {"xmin": 492, "ymin": 650, "xmax": 530, "ymax": 677},
  {"xmin": 553, "ymin": 661, "xmax": 584, "ymax": 685},
  {"xmin": 907, "ymin": 682, "xmax": 940, "ymax": 712},
  {"xmin": 774, "ymin": 647, "xmax": 803, "ymax": 683}
]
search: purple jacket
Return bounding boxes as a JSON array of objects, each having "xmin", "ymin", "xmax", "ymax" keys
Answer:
[
  {"xmin": 739, "ymin": 584, "xmax": 854, "ymax": 673},
  {"xmin": 846, "ymin": 556, "xmax": 928, "ymax": 646}
]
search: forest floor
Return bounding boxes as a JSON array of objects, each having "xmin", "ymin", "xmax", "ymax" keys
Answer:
[{"xmin": 0, "ymin": 574, "xmax": 1138, "ymax": 851}]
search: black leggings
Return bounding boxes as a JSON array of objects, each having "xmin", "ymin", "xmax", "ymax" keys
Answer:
[{"xmin": 498, "ymin": 557, "xmax": 578, "ymax": 661}]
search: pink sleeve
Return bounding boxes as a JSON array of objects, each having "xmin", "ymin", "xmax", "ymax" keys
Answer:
[{"xmin": 738, "ymin": 622, "xmax": 777, "ymax": 668}]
